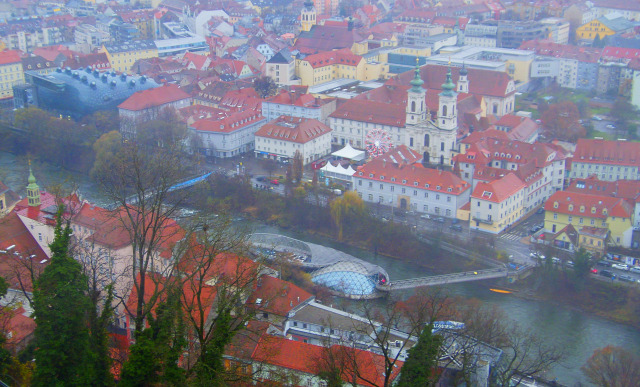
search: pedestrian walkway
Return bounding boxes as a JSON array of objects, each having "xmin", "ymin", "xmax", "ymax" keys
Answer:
[{"xmin": 499, "ymin": 232, "xmax": 522, "ymax": 242}]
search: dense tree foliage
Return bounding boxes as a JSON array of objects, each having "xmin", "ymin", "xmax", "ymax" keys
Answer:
[
  {"xmin": 397, "ymin": 323, "xmax": 442, "ymax": 387},
  {"xmin": 32, "ymin": 209, "xmax": 93, "ymax": 386},
  {"xmin": 253, "ymin": 75, "xmax": 278, "ymax": 98},
  {"xmin": 541, "ymin": 101, "xmax": 585, "ymax": 142}
]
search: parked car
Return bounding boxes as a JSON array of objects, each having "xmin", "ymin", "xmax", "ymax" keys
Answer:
[
  {"xmin": 596, "ymin": 260, "xmax": 612, "ymax": 267},
  {"xmin": 420, "ymin": 214, "xmax": 431, "ymax": 220},
  {"xmin": 590, "ymin": 268, "xmax": 598, "ymax": 274},
  {"xmin": 271, "ymin": 179, "xmax": 279, "ymax": 185},
  {"xmin": 566, "ymin": 260, "xmax": 575, "ymax": 267},
  {"xmin": 606, "ymin": 124, "xmax": 616, "ymax": 130},
  {"xmin": 629, "ymin": 266, "xmax": 640, "ymax": 274},
  {"xmin": 436, "ymin": 217, "xmax": 445, "ymax": 223},
  {"xmin": 611, "ymin": 263, "xmax": 629, "ymax": 270},
  {"xmin": 599, "ymin": 270, "xmax": 616, "ymax": 279},
  {"xmin": 618, "ymin": 275, "xmax": 634, "ymax": 283},
  {"xmin": 551, "ymin": 257, "xmax": 561, "ymax": 265},
  {"xmin": 591, "ymin": 116, "xmax": 603, "ymax": 121},
  {"xmin": 449, "ymin": 224, "xmax": 463, "ymax": 232},
  {"xmin": 256, "ymin": 176, "xmax": 267, "ymax": 182}
]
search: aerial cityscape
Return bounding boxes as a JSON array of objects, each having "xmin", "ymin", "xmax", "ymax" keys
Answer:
[{"xmin": 0, "ymin": 0, "xmax": 640, "ymax": 385}]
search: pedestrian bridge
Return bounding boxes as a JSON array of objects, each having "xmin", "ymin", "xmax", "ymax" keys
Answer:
[{"xmin": 385, "ymin": 268, "xmax": 509, "ymax": 291}]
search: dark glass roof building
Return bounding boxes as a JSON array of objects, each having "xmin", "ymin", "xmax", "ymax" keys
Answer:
[{"xmin": 20, "ymin": 67, "xmax": 159, "ymax": 117}]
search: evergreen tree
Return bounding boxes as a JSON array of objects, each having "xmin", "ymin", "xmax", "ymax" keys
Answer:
[
  {"xmin": 119, "ymin": 286, "xmax": 186, "ymax": 386},
  {"xmin": 397, "ymin": 323, "xmax": 443, "ymax": 387},
  {"xmin": 32, "ymin": 208, "xmax": 93, "ymax": 387}
]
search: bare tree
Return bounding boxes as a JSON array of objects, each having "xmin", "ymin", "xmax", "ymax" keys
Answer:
[
  {"xmin": 93, "ymin": 140, "xmax": 191, "ymax": 339},
  {"xmin": 582, "ymin": 345, "xmax": 640, "ymax": 387}
]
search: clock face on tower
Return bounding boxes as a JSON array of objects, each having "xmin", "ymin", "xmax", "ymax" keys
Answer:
[{"xmin": 365, "ymin": 128, "xmax": 392, "ymax": 158}]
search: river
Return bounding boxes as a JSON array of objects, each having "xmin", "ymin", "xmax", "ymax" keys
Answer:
[{"xmin": 2, "ymin": 151, "xmax": 639, "ymax": 386}]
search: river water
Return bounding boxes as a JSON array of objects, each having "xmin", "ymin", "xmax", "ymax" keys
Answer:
[{"xmin": 2, "ymin": 151, "xmax": 639, "ymax": 386}]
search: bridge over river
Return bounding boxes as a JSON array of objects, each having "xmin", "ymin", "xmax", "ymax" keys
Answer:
[
  {"xmin": 385, "ymin": 268, "xmax": 509, "ymax": 290},
  {"xmin": 249, "ymin": 233, "xmax": 521, "ymax": 295}
]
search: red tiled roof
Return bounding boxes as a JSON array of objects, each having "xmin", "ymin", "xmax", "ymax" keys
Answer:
[
  {"xmin": 471, "ymin": 173, "xmax": 525, "ymax": 203},
  {"xmin": 0, "ymin": 50, "xmax": 22, "ymax": 65},
  {"xmin": 545, "ymin": 190, "xmax": 632, "ymax": 219},
  {"xmin": 573, "ymin": 138, "xmax": 640, "ymax": 167},
  {"xmin": 250, "ymin": 334, "xmax": 402, "ymax": 386},
  {"xmin": 0, "ymin": 212, "xmax": 50, "ymax": 292},
  {"xmin": 246, "ymin": 275, "xmax": 313, "ymax": 317},
  {"xmin": 293, "ymin": 25, "xmax": 366, "ymax": 54},
  {"xmin": 255, "ymin": 116, "xmax": 331, "ymax": 144},
  {"xmin": 356, "ymin": 146, "xmax": 471, "ymax": 195},
  {"xmin": 602, "ymin": 46, "xmax": 640, "ymax": 60},
  {"xmin": 566, "ymin": 176, "xmax": 640, "ymax": 203},
  {"xmin": 190, "ymin": 110, "xmax": 266, "ymax": 133},
  {"xmin": 302, "ymin": 48, "xmax": 363, "ymax": 69},
  {"xmin": 388, "ymin": 64, "xmax": 515, "ymax": 98},
  {"xmin": 4, "ymin": 307, "xmax": 36, "ymax": 354},
  {"xmin": 330, "ymin": 99, "xmax": 405, "ymax": 127},
  {"xmin": 118, "ymin": 83, "xmax": 191, "ymax": 111}
]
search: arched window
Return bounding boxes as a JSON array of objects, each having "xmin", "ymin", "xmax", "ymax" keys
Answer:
[
  {"xmin": 411, "ymin": 101, "xmax": 416, "ymax": 112},
  {"xmin": 493, "ymin": 103, "xmax": 499, "ymax": 114},
  {"xmin": 424, "ymin": 134, "xmax": 430, "ymax": 147},
  {"xmin": 442, "ymin": 105, "xmax": 447, "ymax": 116}
]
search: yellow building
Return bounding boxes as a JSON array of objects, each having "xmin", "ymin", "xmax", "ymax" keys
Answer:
[
  {"xmin": 101, "ymin": 41, "xmax": 158, "ymax": 73},
  {"xmin": 0, "ymin": 50, "xmax": 25, "ymax": 100},
  {"xmin": 469, "ymin": 173, "xmax": 526, "ymax": 234},
  {"xmin": 543, "ymin": 191, "xmax": 633, "ymax": 248},
  {"xmin": 576, "ymin": 16, "xmax": 635, "ymax": 44},
  {"xmin": 296, "ymin": 49, "xmax": 386, "ymax": 86}
]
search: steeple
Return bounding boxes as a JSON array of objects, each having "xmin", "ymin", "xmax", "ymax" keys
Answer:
[
  {"xmin": 26, "ymin": 161, "xmax": 41, "ymax": 207},
  {"xmin": 406, "ymin": 58, "xmax": 427, "ymax": 125},
  {"xmin": 409, "ymin": 58, "xmax": 424, "ymax": 93},
  {"xmin": 458, "ymin": 62, "xmax": 469, "ymax": 93},
  {"xmin": 438, "ymin": 64, "xmax": 458, "ymax": 132},
  {"xmin": 440, "ymin": 66, "xmax": 456, "ymax": 97},
  {"xmin": 300, "ymin": 0, "xmax": 316, "ymax": 32}
]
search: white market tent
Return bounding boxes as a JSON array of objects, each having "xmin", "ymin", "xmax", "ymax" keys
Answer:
[
  {"xmin": 331, "ymin": 143, "xmax": 365, "ymax": 161},
  {"xmin": 320, "ymin": 162, "xmax": 357, "ymax": 182}
]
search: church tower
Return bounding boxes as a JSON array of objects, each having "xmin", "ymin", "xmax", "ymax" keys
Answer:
[
  {"xmin": 406, "ymin": 59, "xmax": 427, "ymax": 125},
  {"xmin": 457, "ymin": 63, "xmax": 469, "ymax": 93},
  {"xmin": 300, "ymin": 0, "xmax": 316, "ymax": 32},
  {"xmin": 26, "ymin": 162, "xmax": 40, "ymax": 207},
  {"xmin": 438, "ymin": 67, "xmax": 458, "ymax": 132}
]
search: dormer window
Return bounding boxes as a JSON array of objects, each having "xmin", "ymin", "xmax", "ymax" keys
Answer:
[
  {"xmin": 425, "ymin": 183, "xmax": 430, "ymax": 188},
  {"xmin": 402, "ymin": 179, "xmax": 407, "ymax": 184},
  {"xmin": 447, "ymin": 187, "xmax": 452, "ymax": 192},
  {"xmin": 603, "ymin": 208, "xmax": 608, "ymax": 215},
  {"xmin": 391, "ymin": 177, "xmax": 396, "ymax": 182},
  {"xmin": 591, "ymin": 207, "xmax": 596, "ymax": 214},
  {"xmin": 579, "ymin": 206, "xmax": 585, "ymax": 213},
  {"xmin": 436, "ymin": 185, "xmax": 441, "ymax": 190},
  {"xmin": 369, "ymin": 173, "xmax": 374, "ymax": 178},
  {"xmin": 568, "ymin": 204, "xmax": 574, "ymax": 211},
  {"xmin": 380, "ymin": 176, "xmax": 385, "ymax": 180},
  {"xmin": 359, "ymin": 172, "xmax": 363, "ymax": 176},
  {"xmin": 553, "ymin": 202, "xmax": 559, "ymax": 209},
  {"xmin": 413, "ymin": 182, "xmax": 418, "ymax": 186}
]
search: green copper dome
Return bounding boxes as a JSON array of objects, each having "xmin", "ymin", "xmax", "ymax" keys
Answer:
[
  {"xmin": 409, "ymin": 60, "xmax": 424, "ymax": 93},
  {"xmin": 440, "ymin": 67, "xmax": 456, "ymax": 97}
]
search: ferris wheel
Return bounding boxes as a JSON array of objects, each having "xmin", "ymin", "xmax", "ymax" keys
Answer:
[{"xmin": 365, "ymin": 128, "xmax": 392, "ymax": 158}]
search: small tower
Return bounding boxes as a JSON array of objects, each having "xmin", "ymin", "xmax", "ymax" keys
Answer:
[
  {"xmin": 26, "ymin": 162, "xmax": 40, "ymax": 207},
  {"xmin": 438, "ymin": 66, "xmax": 458, "ymax": 132},
  {"xmin": 300, "ymin": 0, "xmax": 316, "ymax": 32},
  {"xmin": 457, "ymin": 63, "xmax": 469, "ymax": 93},
  {"xmin": 406, "ymin": 59, "xmax": 427, "ymax": 125}
]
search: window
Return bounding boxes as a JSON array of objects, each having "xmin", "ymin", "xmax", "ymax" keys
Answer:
[
  {"xmin": 553, "ymin": 213, "xmax": 558, "ymax": 220},
  {"xmin": 368, "ymin": 194, "xmax": 373, "ymax": 200}
]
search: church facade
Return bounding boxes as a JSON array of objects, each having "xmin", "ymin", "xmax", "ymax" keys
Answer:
[{"xmin": 328, "ymin": 63, "xmax": 464, "ymax": 166}]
